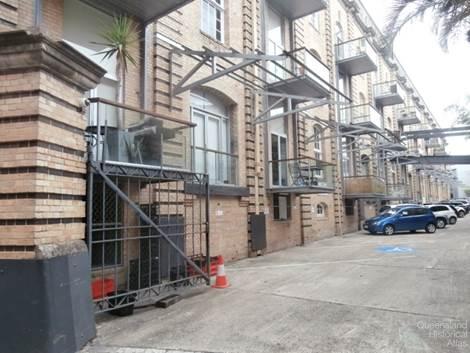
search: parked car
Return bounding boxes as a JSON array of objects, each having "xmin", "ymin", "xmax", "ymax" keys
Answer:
[
  {"xmin": 440, "ymin": 202, "xmax": 467, "ymax": 218},
  {"xmin": 425, "ymin": 204, "xmax": 458, "ymax": 228},
  {"xmin": 451, "ymin": 199, "xmax": 470, "ymax": 213},
  {"xmin": 364, "ymin": 206, "xmax": 437, "ymax": 235},
  {"xmin": 379, "ymin": 203, "xmax": 420, "ymax": 213}
]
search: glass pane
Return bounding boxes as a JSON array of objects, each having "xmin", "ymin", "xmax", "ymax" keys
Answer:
[
  {"xmin": 207, "ymin": 117, "xmax": 220, "ymax": 150},
  {"xmin": 193, "ymin": 112, "xmax": 205, "ymax": 148},
  {"xmin": 280, "ymin": 136, "xmax": 287, "ymax": 186}
]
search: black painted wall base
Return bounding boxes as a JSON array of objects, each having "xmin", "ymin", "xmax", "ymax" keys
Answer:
[{"xmin": 0, "ymin": 243, "xmax": 95, "ymax": 353}]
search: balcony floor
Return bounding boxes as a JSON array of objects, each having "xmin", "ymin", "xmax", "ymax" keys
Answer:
[
  {"xmin": 398, "ymin": 116, "xmax": 421, "ymax": 125},
  {"xmin": 337, "ymin": 54, "xmax": 377, "ymax": 76},
  {"xmin": 375, "ymin": 94, "xmax": 404, "ymax": 107},
  {"xmin": 267, "ymin": 185, "xmax": 335, "ymax": 195},
  {"xmin": 267, "ymin": 75, "xmax": 330, "ymax": 103}
]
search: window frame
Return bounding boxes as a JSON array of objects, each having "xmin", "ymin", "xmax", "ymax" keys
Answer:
[
  {"xmin": 270, "ymin": 132, "xmax": 288, "ymax": 187},
  {"xmin": 316, "ymin": 203, "xmax": 326, "ymax": 217},
  {"xmin": 201, "ymin": 0, "xmax": 225, "ymax": 42},
  {"xmin": 273, "ymin": 193, "xmax": 291, "ymax": 221},
  {"xmin": 191, "ymin": 106, "xmax": 232, "ymax": 185}
]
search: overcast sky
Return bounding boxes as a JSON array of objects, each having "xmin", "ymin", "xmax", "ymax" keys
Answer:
[{"xmin": 361, "ymin": 0, "xmax": 470, "ymax": 189}]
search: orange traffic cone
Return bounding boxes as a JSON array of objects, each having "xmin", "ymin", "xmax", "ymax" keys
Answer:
[{"xmin": 212, "ymin": 256, "xmax": 230, "ymax": 289}]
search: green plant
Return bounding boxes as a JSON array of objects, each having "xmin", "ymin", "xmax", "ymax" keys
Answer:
[
  {"xmin": 385, "ymin": 0, "xmax": 470, "ymax": 49},
  {"xmin": 464, "ymin": 188, "xmax": 470, "ymax": 197},
  {"xmin": 446, "ymin": 96, "xmax": 470, "ymax": 137},
  {"xmin": 94, "ymin": 15, "xmax": 140, "ymax": 103}
]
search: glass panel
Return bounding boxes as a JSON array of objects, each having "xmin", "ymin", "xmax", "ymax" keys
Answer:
[
  {"xmin": 271, "ymin": 134, "xmax": 279, "ymax": 186},
  {"xmin": 88, "ymin": 100, "xmax": 191, "ymax": 170},
  {"xmin": 280, "ymin": 136, "xmax": 287, "ymax": 186}
]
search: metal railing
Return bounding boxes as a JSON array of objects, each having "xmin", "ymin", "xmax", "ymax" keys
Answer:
[
  {"xmin": 268, "ymin": 157, "xmax": 335, "ymax": 190},
  {"xmin": 397, "ymin": 105, "xmax": 423, "ymax": 124},
  {"xmin": 266, "ymin": 47, "xmax": 330, "ymax": 91},
  {"xmin": 335, "ymin": 37, "xmax": 378, "ymax": 65},
  {"xmin": 374, "ymin": 80, "xmax": 406, "ymax": 100},
  {"xmin": 344, "ymin": 175, "xmax": 386, "ymax": 195},
  {"xmin": 87, "ymin": 98, "xmax": 193, "ymax": 170},
  {"xmin": 191, "ymin": 146, "xmax": 238, "ymax": 185},
  {"xmin": 340, "ymin": 103, "xmax": 384, "ymax": 129},
  {"xmin": 387, "ymin": 184, "xmax": 411, "ymax": 199}
]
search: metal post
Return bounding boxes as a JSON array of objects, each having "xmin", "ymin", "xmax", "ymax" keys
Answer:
[{"xmin": 205, "ymin": 174, "xmax": 210, "ymax": 285}]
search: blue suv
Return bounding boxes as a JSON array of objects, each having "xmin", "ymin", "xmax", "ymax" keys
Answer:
[{"xmin": 363, "ymin": 206, "xmax": 437, "ymax": 235}]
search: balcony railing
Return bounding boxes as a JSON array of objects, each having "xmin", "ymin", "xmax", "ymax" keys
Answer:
[
  {"xmin": 266, "ymin": 47, "xmax": 330, "ymax": 100},
  {"xmin": 266, "ymin": 0, "xmax": 327, "ymax": 20},
  {"xmin": 397, "ymin": 106, "xmax": 422, "ymax": 126},
  {"xmin": 340, "ymin": 103, "xmax": 384, "ymax": 130},
  {"xmin": 268, "ymin": 157, "xmax": 335, "ymax": 193},
  {"xmin": 386, "ymin": 184, "xmax": 412, "ymax": 200},
  {"xmin": 344, "ymin": 175, "xmax": 386, "ymax": 197},
  {"xmin": 192, "ymin": 147, "xmax": 238, "ymax": 185},
  {"xmin": 86, "ymin": 98, "xmax": 193, "ymax": 170},
  {"xmin": 335, "ymin": 37, "xmax": 378, "ymax": 75},
  {"xmin": 426, "ymin": 138, "xmax": 441, "ymax": 149},
  {"xmin": 373, "ymin": 81, "xmax": 405, "ymax": 106}
]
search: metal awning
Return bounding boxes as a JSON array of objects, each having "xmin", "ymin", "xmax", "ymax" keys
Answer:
[
  {"xmin": 80, "ymin": 0, "xmax": 194, "ymax": 23},
  {"xmin": 267, "ymin": 0, "xmax": 327, "ymax": 20},
  {"xmin": 377, "ymin": 142, "xmax": 407, "ymax": 152}
]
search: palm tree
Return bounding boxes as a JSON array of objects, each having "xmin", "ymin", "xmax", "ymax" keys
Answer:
[
  {"xmin": 94, "ymin": 15, "xmax": 140, "ymax": 103},
  {"xmin": 385, "ymin": 0, "xmax": 470, "ymax": 49}
]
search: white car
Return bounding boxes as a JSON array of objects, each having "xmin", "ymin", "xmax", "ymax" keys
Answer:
[{"xmin": 426, "ymin": 205, "xmax": 458, "ymax": 228}]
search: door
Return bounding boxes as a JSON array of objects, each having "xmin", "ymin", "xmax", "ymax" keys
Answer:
[
  {"xmin": 396, "ymin": 208, "xmax": 418, "ymax": 231},
  {"xmin": 271, "ymin": 133, "xmax": 287, "ymax": 186},
  {"xmin": 267, "ymin": 6, "xmax": 286, "ymax": 82}
]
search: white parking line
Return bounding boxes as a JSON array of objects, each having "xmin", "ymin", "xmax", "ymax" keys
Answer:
[{"xmin": 227, "ymin": 255, "xmax": 417, "ymax": 271}]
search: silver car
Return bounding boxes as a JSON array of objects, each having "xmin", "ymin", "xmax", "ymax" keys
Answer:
[{"xmin": 425, "ymin": 205, "xmax": 458, "ymax": 228}]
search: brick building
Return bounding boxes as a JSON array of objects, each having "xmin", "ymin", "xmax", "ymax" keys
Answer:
[{"xmin": 0, "ymin": 0, "xmax": 453, "ymax": 352}]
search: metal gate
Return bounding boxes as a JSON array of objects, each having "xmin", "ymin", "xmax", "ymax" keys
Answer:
[{"xmin": 86, "ymin": 163, "xmax": 210, "ymax": 314}]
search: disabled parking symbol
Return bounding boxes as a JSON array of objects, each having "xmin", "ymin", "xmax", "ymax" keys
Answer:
[{"xmin": 376, "ymin": 245, "xmax": 415, "ymax": 254}]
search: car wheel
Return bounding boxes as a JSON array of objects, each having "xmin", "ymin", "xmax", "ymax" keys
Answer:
[
  {"xmin": 436, "ymin": 218, "xmax": 446, "ymax": 229},
  {"xmin": 425, "ymin": 223, "xmax": 437, "ymax": 234},
  {"xmin": 383, "ymin": 225, "xmax": 395, "ymax": 236},
  {"xmin": 449, "ymin": 217, "xmax": 457, "ymax": 225},
  {"xmin": 458, "ymin": 210, "xmax": 465, "ymax": 218}
]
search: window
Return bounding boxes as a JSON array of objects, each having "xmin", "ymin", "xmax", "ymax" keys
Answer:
[
  {"xmin": 310, "ymin": 13, "xmax": 320, "ymax": 31},
  {"xmin": 271, "ymin": 133, "xmax": 288, "ymax": 186},
  {"xmin": 191, "ymin": 90, "xmax": 232, "ymax": 184},
  {"xmin": 360, "ymin": 154, "xmax": 370, "ymax": 176},
  {"xmin": 273, "ymin": 194, "xmax": 291, "ymax": 220},
  {"xmin": 345, "ymin": 199, "xmax": 355, "ymax": 216},
  {"xmin": 313, "ymin": 124, "xmax": 323, "ymax": 160},
  {"xmin": 342, "ymin": 137, "xmax": 353, "ymax": 177},
  {"xmin": 201, "ymin": 0, "xmax": 224, "ymax": 42},
  {"xmin": 317, "ymin": 203, "xmax": 327, "ymax": 217}
]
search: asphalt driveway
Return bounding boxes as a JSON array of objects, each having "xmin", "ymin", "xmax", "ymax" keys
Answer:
[{"xmin": 83, "ymin": 216, "xmax": 470, "ymax": 353}]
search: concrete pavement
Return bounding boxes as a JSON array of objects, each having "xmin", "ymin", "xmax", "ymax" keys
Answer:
[{"xmin": 82, "ymin": 216, "xmax": 470, "ymax": 353}]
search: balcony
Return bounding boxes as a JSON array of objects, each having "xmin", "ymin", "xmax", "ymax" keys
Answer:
[
  {"xmin": 373, "ymin": 81, "xmax": 406, "ymax": 106},
  {"xmin": 267, "ymin": 158, "xmax": 335, "ymax": 194},
  {"xmin": 80, "ymin": 0, "xmax": 194, "ymax": 22},
  {"xmin": 340, "ymin": 103, "xmax": 384, "ymax": 131},
  {"xmin": 344, "ymin": 176, "xmax": 386, "ymax": 198},
  {"xmin": 386, "ymin": 184, "xmax": 412, "ymax": 201},
  {"xmin": 86, "ymin": 98, "xmax": 192, "ymax": 170},
  {"xmin": 267, "ymin": 48, "xmax": 331, "ymax": 103},
  {"xmin": 266, "ymin": 0, "xmax": 327, "ymax": 20},
  {"xmin": 336, "ymin": 37, "xmax": 378, "ymax": 76},
  {"xmin": 426, "ymin": 138, "xmax": 441, "ymax": 149},
  {"xmin": 397, "ymin": 106, "xmax": 422, "ymax": 126}
]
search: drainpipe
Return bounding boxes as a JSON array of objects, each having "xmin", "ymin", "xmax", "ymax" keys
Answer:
[
  {"xmin": 140, "ymin": 21, "xmax": 147, "ymax": 110},
  {"xmin": 34, "ymin": 0, "xmax": 42, "ymax": 29}
]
